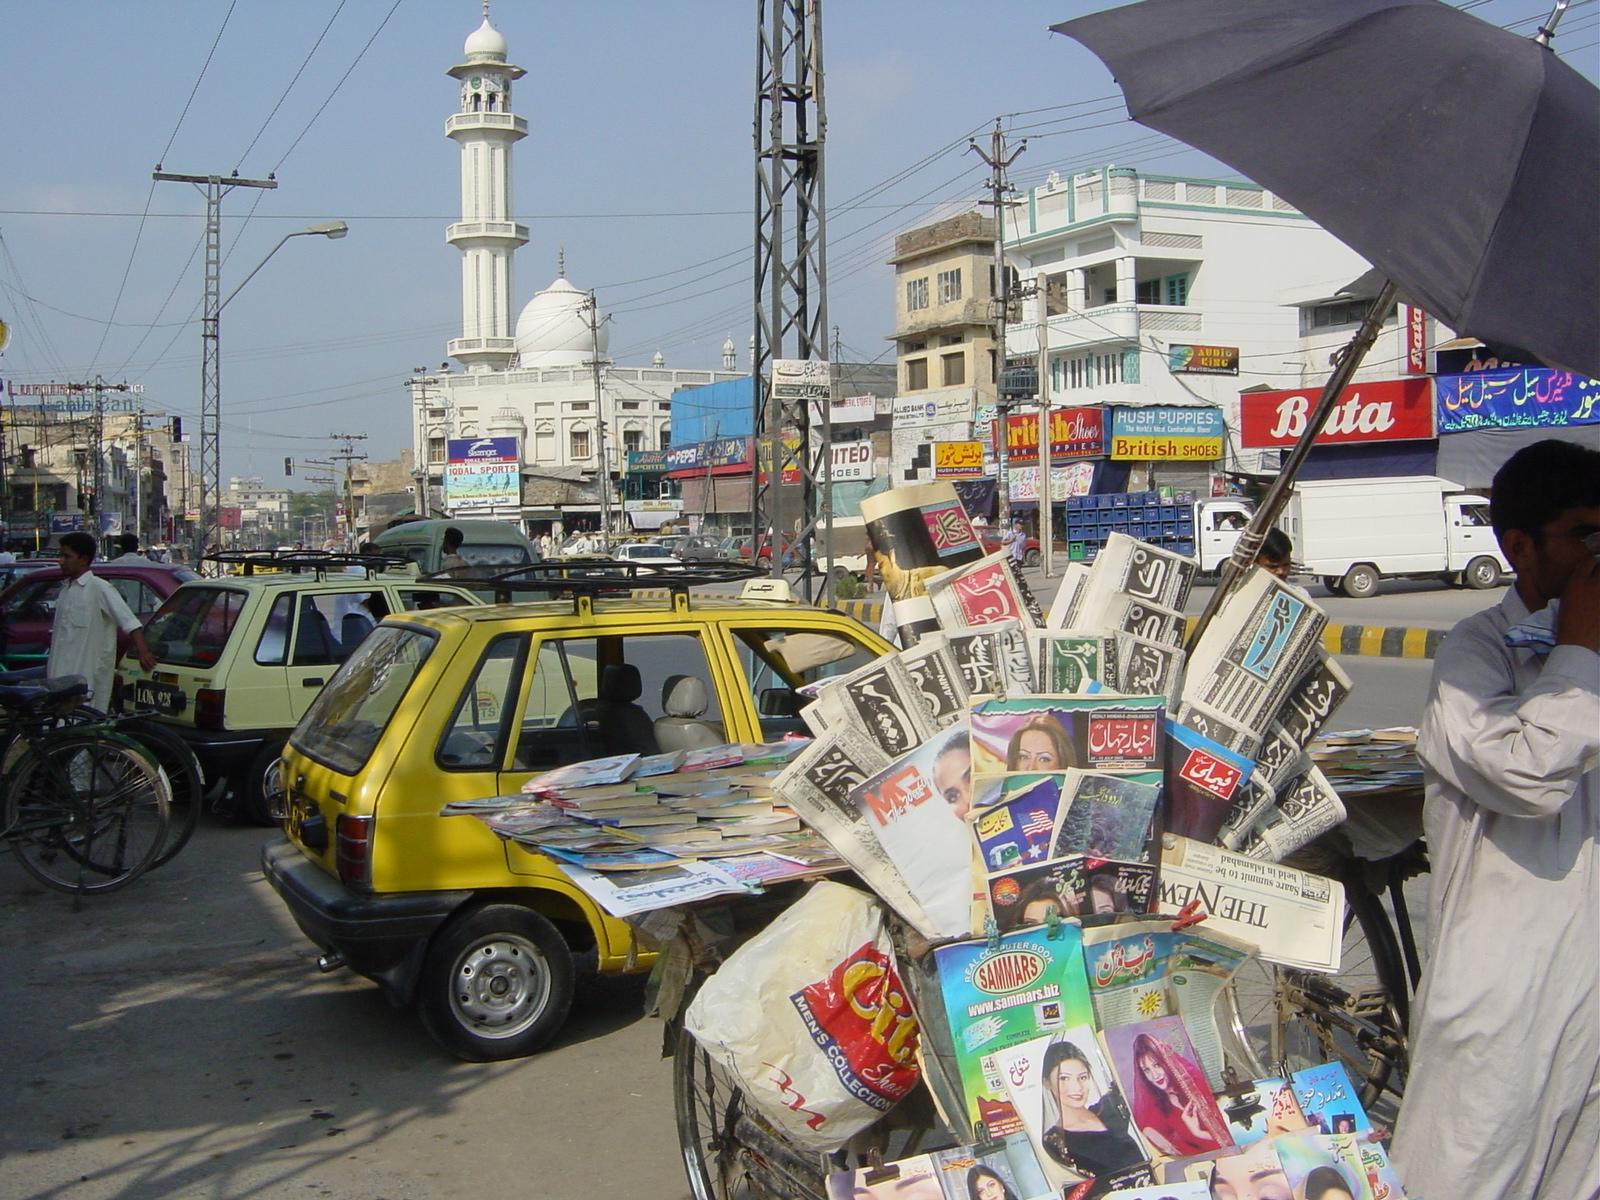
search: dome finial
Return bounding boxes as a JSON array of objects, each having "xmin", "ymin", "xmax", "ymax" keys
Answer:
[
  {"xmin": 557, "ymin": 247, "xmax": 566, "ymax": 278},
  {"xmin": 483, "ymin": 0, "xmax": 490, "ymax": 18}
]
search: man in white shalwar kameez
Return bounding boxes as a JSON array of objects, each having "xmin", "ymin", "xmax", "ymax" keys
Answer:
[
  {"xmin": 46, "ymin": 531, "xmax": 158, "ymax": 708},
  {"xmin": 1391, "ymin": 440, "xmax": 1600, "ymax": 1200}
]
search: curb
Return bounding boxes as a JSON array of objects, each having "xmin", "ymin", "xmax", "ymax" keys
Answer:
[{"xmin": 624, "ymin": 591, "xmax": 1446, "ymax": 660}]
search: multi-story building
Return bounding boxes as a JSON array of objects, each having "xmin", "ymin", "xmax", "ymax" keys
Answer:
[
  {"xmin": 220, "ymin": 476, "xmax": 291, "ymax": 547},
  {"xmin": 889, "ymin": 211, "xmax": 1000, "ymax": 406},
  {"xmin": 406, "ymin": 12, "xmax": 740, "ymax": 539}
]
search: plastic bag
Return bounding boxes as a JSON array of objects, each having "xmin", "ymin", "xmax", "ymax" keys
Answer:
[{"xmin": 682, "ymin": 881, "xmax": 922, "ymax": 1152}]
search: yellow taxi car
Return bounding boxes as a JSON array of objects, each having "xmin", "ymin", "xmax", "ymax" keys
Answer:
[{"xmin": 261, "ymin": 569, "xmax": 890, "ymax": 1060}]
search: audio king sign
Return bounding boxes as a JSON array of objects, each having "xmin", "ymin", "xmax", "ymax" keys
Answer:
[{"xmin": 1240, "ymin": 377, "xmax": 1435, "ymax": 448}]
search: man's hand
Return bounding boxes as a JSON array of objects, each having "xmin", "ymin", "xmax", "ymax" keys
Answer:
[
  {"xmin": 129, "ymin": 629, "xmax": 159, "ymax": 674},
  {"xmin": 1556, "ymin": 556, "xmax": 1600, "ymax": 650}
]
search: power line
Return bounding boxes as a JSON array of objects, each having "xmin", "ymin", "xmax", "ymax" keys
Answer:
[
  {"xmin": 269, "ymin": 0, "xmax": 404, "ymax": 174},
  {"xmin": 235, "ymin": 1, "xmax": 347, "ymax": 174}
]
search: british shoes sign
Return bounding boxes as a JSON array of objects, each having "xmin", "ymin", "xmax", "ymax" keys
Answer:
[{"xmin": 1239, "ymin": 377, "xmax": 1434, "ymax": 448}]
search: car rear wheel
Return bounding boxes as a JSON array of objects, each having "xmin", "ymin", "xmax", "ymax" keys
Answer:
[
  {"xmin": 1024, "ymin": 548, "xmax": 1040, "ymax": 567},
  {"xmin": 241, "ymin": 740, "xmax": 286, "ymax": 827},
  {"xmin": 418, "ymin": 903, "xmax": 576, "ymax": 1061}
]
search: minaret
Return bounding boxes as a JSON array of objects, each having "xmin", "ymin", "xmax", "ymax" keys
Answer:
[{"xmin": 445, "ymin": 4, "xmax": 528, "ymax": 373}]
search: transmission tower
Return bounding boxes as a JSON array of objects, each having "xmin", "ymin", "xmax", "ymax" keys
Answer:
[{"xmin": 751, "ymin": 0, "xmax": 829, "ymax": 597}]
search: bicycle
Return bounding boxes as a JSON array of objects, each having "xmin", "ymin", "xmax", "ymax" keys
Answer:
[{"xmin": 0, "ymin": 675, "xmax": 172, "ymax": 895}]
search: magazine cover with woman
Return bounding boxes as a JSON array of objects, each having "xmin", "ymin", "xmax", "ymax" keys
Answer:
[
  {"xmin": 1102, "ymin": 1015, "xmax": 1236, "ymax": 1159},
  {"xmin": 995, "ymin": 1028, "xmax": 1147, "ymax": 1189},
  {"xmin": 970, "ymin": 696, "xmax": 1166, "ymax": 779}
]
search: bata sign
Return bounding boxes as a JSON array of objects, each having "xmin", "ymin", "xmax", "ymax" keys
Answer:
[{"xmin": 1240, "ymin": 378, "xmax": 1435, "ymax": 448}]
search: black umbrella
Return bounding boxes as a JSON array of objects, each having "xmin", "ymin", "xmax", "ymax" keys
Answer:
[{"xmin": 1053, "ymin": 0, "xmax": 1599, "ymax": 381}]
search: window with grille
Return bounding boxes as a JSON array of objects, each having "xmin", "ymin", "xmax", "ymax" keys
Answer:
[
  {"xmin": 937, "ymin": 269, "xmax": 962, "ymax": 304},
  {"xmin": 906, "ymin": 278, "xmax": 929, "ymax": 312},
  {"xmin": 570, "ymin": 429, "xmax": 591, "ymax": 459}
]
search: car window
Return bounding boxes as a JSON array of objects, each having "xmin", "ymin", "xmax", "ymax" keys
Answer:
[
  {"xmin": 145, "ymin": 587, "xmax": 248, "ymax": 667},
  {"xmin": 255, "ymin": 594, "xmax": 293, "ymax": 665},
  {"xmin": 291, "ymin": 592, "xmax": 382, "ymax": 667},
  {"xmin": 397, "ymin": 587, "xmax": 470, "ymax": 612},
  {"xmin": 730, "ymin": 624, "xmax": 881, "ymax": 738},
  {"xmin": 109, "ymin": 577, "xmax": 156, "ymax": 616},
  {"xmin": 438, "ymin": 633, "xmax": 529, "ymax": 771},
  {"xmin": 510, "ymin": 632, "xmax": 721, "ymax": 770},
  {"xmin": 292, "ymin": 626, "xmax": 437, "ymax": 776},
  {"xmin": 4, "ymin": 578, "xmax": 63, "ymax": 620}
]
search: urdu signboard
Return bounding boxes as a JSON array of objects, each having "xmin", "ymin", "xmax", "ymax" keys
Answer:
[
  {"xmin": 444, "ymin": 436, "xmax": 521, "ymax": 509},
  {"xmin": 933, "ymin": 440, "xmax": 986, "ymax": 479},
  {"xmin": 1434, "ymin": 368, "xmax": 1600, "ymax": 433}
]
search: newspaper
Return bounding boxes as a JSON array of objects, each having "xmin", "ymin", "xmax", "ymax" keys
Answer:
[
  {"xmin": 1255, "ymin": 721, "xmax": 1312, "ymax": 792},
  {"xmin": 1113, "ymin": 631, "xmax": 1185, "ymax": 697},
  {"xmin": 1044, "ymin": 561, "xmax": 1092, "ymax": 630},
  {"xmin": 860, "ymin": 482, "xmax": 987, "ymax": 646},
  {"xmin": 897, "ymin": 633, "xmax": 969, "ymax": 730},
  {"xmin": 993, "ymin": 620, "xmax": 1036, "ymax": 694},
  {"xmin": 1181, "ymin": 571, "xmax": 1329, "ymax": 747},
  {"xmin": 805, "ymin": 653, "xmax": 935, "ymax": 757},
  {"xmin": 1216, "ymin": 769, "xmax": 1281, "ymax": 851},
  {"xmin": 943, "ymin": 625, "xmax": 1008, "ymax": 697},
  {"xmin": 1271, "ymin": 652, "xmax": 1355, "ymax": 747},
  {"xmin": 1174, "ymin": 698, "xmax": 1262, "ymax": 757},
  {"xmin": 1030, "ymin": 630, "xmax": 1118, "ymax": 693},
  {"xmin": 552, "ymin": 859, "xmax": 747, "ymax": 917},
  {"xmin": 925, "ymin": 551, "xmax": 1036, "ymax": 631},
  {"xmin": 1075, "ymin": 532, "xmax": 1198, "ymax": 620},
  {"xmin": 1240, "ymin": 765, "xmax": 1349, "ymax": 863},
  {"xmin": 1098, "ymin": 594, "xmax": 1189, "ymax": 648},
  {"xmin": 773, "ymin": 728, "xmax": 934, "ymax": 929},
  {"xmin": 1157, "ymin": 835, "xmax": 1346, "ymax": 972}
]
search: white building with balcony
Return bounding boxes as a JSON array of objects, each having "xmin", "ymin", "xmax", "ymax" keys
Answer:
[
  {"xmin": 405, "ymin": 10, "xmax": 740, "ymax": 536},
  {"xmin": 1002, "ymin": 166, "xmax": 1436, "ymax": 472}
]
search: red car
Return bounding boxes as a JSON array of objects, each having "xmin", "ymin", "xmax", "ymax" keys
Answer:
[
  {"xmin": 977, "ymin": 527, "xmax": 1042, "ymax": 566},
  {"xmin": 0, "ymin": 561, "xmax": 198, "ymax": 671}
]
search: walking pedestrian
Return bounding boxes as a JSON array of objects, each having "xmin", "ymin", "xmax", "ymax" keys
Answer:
[
  {"xmin": 47, "ymin": 531, "xmax": 159, "ymax": 709},
  {"xmin": 1390, "ymin": 438, "xmax": 1599, "ymax": 1200}
]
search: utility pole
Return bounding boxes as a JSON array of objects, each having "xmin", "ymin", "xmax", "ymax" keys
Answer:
[
  {"xmin": 328, "ymin": 434, "xmax": 367, "ymax": 550},
  {"xmin": 581, "ymin": 293, "xmax": 613, "ymax": 546},
  {"xmin": 753, "ymin": 0, "xmax": 829, "ymax": 598},
  {"xmin": 1037, "ymin": 289, "xmax": 1054, "ymax": 578},
  {"xmin": 969, "ymin": 119, "xmax": 1025, "ymax": 528},
  {"xmin": 152, "ymin": 168, "xmax": 278, "ymax": 565}
]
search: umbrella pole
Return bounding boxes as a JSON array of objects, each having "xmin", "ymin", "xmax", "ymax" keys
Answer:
[{"xmin": 1185, "ymin": 279, "xmax": 1399, "ymax": 650}]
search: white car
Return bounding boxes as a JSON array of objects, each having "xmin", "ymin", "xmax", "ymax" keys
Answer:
[{"xmin": 612, "ymin": 542, "xmax": 685, "ymax": 572}]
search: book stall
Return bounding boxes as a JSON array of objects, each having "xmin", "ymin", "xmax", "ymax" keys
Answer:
[{"xmin": 449, "ymin": 481, "xmax": 1426, "ymax": 1200}]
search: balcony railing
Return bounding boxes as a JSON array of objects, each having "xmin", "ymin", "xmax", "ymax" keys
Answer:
[
  {"xmin": 446, "ymin": 220, "xmax": 529, "ymax": 243},
  {"xmin": 445, "ymin": 112, "xmax": 528, "ymax": 137}
]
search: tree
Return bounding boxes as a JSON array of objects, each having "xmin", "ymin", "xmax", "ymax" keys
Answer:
[{"xmin": 287, "ymin": 488, "xmax": 337, "ymax": 544}]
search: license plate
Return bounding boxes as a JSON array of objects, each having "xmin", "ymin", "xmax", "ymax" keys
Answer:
[{"xmin": 134, "ymin": 680, "xmax": 185, "ymax": 715}]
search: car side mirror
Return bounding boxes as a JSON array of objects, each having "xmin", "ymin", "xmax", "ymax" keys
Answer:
[{"xmin": 758, "ymin": 687, "xmax": 804, "ymax": 718}]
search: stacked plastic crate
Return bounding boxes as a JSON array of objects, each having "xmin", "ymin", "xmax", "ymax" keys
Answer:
[{"xmin": 1062, "ymin": 490, "xmax": 1197, "ymax": 563}]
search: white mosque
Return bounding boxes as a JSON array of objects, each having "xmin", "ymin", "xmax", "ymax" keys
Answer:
[{"xmin": 408, "ymin": 6, "xmax": 743, "ymax": 535}]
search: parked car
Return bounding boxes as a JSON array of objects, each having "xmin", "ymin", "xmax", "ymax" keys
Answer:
[
  {"xmin": 261, "ymin": 579, "xmax": 890, "ymax": 1060},
  {"xmin": 735, "ymin": 534, "xmax": 807, "ymax": 569},
  {"xmin": 114, "ymin": 567, "xmax": 481, "ymax": 823},
  {"xmin": 674, "ymin": 535, "xmax": 728, "ymax": 562},
  {"xmin": 612, "ymin": 542, "xmax": 685, "ymax": 572},
  {"xmin": 0, "ymin": 561, "xmax": 198, "ymax": 672},
  {"xmin": 0, "ymin": 557, "xmax": 57, "ymax": 594}
]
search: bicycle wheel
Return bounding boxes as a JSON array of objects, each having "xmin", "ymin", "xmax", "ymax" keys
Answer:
[
  {"xmin": 113, "ymin": 717, "xmax": 203, "ymax": 869},
  {"xmin": 3, "ymin": 733, "xmax": 170, "ymax": 895},
  {"xmin": 674, "ymin": 1026, "xmax": 829, "ymax": 1200},
  {"xmin": 1219, "ymin": 883, "xmax": 1408, "ymax": 1109}
]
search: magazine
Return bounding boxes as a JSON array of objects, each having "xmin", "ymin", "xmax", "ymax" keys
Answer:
[
  {"xmin": 1102, "ymin": 1016, "xmax": 1236, "ymax": 1159},
  {"xmin": 1079, "ymin": 919, "xmax": 1176, "ymax": 1030},
  {"xmin": 1177, "ymin": 1141, "xmax": 1290, "ymax": 1197},
  {"xmin": 1217, "ymin": 1076, "xmax": 1310, "ymax": 1148},
  {"xmin": 929, "ymin": 1137, "xmax": 1056, "ymax": 1200},
  {"xmin": 1289, "ymin": 1062, "xmax": 1372, "ymax": 1136},
  {"xmin": 930, "ymin": 924, "xmax": 1095, "ymax": 1141},
  {"xmin": 860, "ymin": 482, "xmax": 987, "ymax": 646},
  {"xmin": 521, "ymin": 753, "xmax": 641, "ymax": 793},
  {"xmin": 971, "ymin": 695, "xmax": 1166, "ymax": 779},
  {"xmin": 1162, "ymin": 721, "xmax": 1256, "ymax": 844},
  {"xmin": 1275, "ymin": 1132, "xmax": 1403, "ymax": 1200},
  {"xmin": 850, "ymin": 727, "xmax": 979, "ymax": 939},
  {"xmin": 1052, "ymin": 771, "xmax": 1163, "ymax": 864},
  {"xmin": 984, "ymin": 855, "xmax": 1158, "ymax": 933},
  {"xmin": 995, "ymin": 1027, "xmax": 1148, "ymax": 1188},
  {"xmin": 1157, "ymin": 836, "xmax": 1345, "ymax": 972}
]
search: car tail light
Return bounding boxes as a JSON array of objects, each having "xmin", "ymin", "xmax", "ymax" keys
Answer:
[
  {"xmin": 195, "ymin": 688, "xmax": 226, "ymax": 730},
  {"xmin": 336, "ymin": 814, "xmax": 375, "ymax": 890}
]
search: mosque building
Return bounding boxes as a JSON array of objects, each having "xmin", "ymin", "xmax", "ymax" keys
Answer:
[{"xmin": 407, "ymin": 7, "xmax": 743, "ymax": 537}]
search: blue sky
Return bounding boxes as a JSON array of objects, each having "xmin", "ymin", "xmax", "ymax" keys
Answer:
[{"xmin": 1, "ymin": 1, "xmax": 1592, "ymax": 484}]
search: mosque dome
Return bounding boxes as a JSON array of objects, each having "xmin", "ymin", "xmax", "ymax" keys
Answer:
[
  {"xmin": 514, "ymin": 273, "xmax": 607, "ymax": 367},
  {"xmin": 464, "ymin": 17, "xmax": 508, "ymax": 61}
]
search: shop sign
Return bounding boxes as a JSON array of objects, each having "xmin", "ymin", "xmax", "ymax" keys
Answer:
[
  {"xmin": 218, "ymin": 507, "xmax": 243, "ymax": 531},
  {"xmin": 892, "ymin": 387, "xmax": 973, "ymax": 427},
  {"xmin": 1166, "ymin": 344, "xmax": 1239, "ymax": 376},
  {"xmin": 666, "ymin": 436, "xmax": 752, "ymax": 474},
  {"xmin": 770, "ymin": 358, "xmax": 832, "ymax": 403},
  {"xmin": 445, "ymin": 436, "xmax": 521, "ymax": 509},
  {"xmin": 626, "ymin": 449, "xmax": 670, "ymax": 471},
  {"xmin": 48, "ymin": 512, "xmax": 84, "ymax": 534},
  {"xmin": 1404, "ymin": 306, "xmax": 1428, "ymax": 375},
  {"xmin": 996, "ymin": 406, "xmax": 1106, "ymax": 464},
  {"xmin": 1435, "ymin": 368, "xmax": 1600, "ymax": 433},
  {"xmin": 623, "ymin": 499, "xmax": 683, "ymax": 513},
  {"xmin": 1240, "ymin": 378, "xmax": 1433, "ymax": 448},
  {"xmin": 1008, "ymin": 461, "xmax": 1095, "ymax": 502},
  {"xmin": 1109, "ymin": 407, "xmax": 1224, "ymax": 461},
  {"xmin": 755, "ymin": 434, "xmax": 804, "ymax": 485},
  {"xmin": 933, "ymin": 440, "xmax": 986, "ymax": 479},
  {"xmin": 807, "ymin": 393, "xmax": 877, "ymax": 426},
  {"xmin": 827, "ymin": 440, "xmax": 875, "ymax": 482}
]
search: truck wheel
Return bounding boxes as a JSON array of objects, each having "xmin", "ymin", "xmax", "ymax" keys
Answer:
[
  {"xmin": 418, "ymin": 903, "xmax": 575, "ymax": 1061},
  {"xmin": 1024, "ymin": 548, "xmax": 1041, "ymax": 567},
  {"xmin": 1464, "ymin": 556, "xmax": 1501, "ymax": 590},
  {"xmin": 1341, "ymin": 564, "xmax": 1380, "ymax": 598}
]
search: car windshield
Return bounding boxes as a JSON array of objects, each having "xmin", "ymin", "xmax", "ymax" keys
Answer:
[
  {"xmin": 144, "ymin": 586, "xmax": 249, "ymax": 667},
  {"xmin": 460, "ymin": 543, "xmax": 532, "ymax": 567},
  {"xmin": 291, "ymin": 625, "xmax": 436, "ymax": 776}
]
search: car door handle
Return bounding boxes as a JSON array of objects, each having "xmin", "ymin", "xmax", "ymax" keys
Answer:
[{"xmin": 302, "ymin": 677, "xmax": 325, "ymax": 687}]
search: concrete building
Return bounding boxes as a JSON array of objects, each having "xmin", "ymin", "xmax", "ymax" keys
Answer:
[
  {"xmin": 889, "ymin": 211, "xmax": 1001, "ymax": 405},
  {"xmin": 1001, "ymin": 166, "xmax": 1435, "ymax": 477},
  {"xmin": 220, "ymin": 476, "xmax": 291, "ymax": 547},
  {"xmin": 407, "ymin": 11, "xmax": 739, "ymax": 538}
]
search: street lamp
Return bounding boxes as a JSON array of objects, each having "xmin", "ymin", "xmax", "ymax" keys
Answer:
[{"xmin": 194, "ymin": 220, "xmax": 348, "ymax": 566}]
